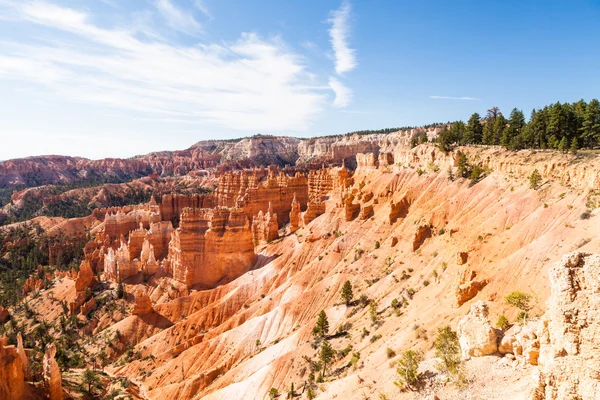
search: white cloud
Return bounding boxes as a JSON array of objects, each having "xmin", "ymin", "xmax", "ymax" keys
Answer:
[
  {"xmin": 329, "ymin": 77, "xmax": 352, "ymax": 108},
  {"xmin": 193, "ymin": 0, "xmax": 214, "ymax": 21},
  {"xmin": 430, "ymin": 96, "xmax": 480, "ymax": 100},
  {"xmin": 328, "ymin": 0, "xmax": 356, "ymax": 75},
  {"xmin": 0, "ymin": 1, "xmax": 328, "ymax": 133},
  {"xmin": 155, "ymin": 0, "xmax": 203, "ymax": 36}
]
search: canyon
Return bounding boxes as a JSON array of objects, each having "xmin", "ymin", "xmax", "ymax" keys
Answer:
[{"xmin": 0, "ymin": 130, "xmax": 599, "ymax": 400}]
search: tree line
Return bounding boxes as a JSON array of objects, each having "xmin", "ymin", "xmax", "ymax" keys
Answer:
[{"xmin": 436, "ymin": 99, "xmax": 600, "ymax": 151}]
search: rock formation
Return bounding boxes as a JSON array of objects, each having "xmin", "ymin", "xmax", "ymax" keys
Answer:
[
  {"xmin": 167, "ymin": 207, "xmax": 255, "ymax": 287},
  {"xmin": 358, "ymin": 204, "xmax": 373, "ymax": 220},
  {"xmin": 43, "ymin": 344, "xmax": 63, "ymax": 400},
  {"xmin": 378, "ymin": 152, "xmax": 394, "ymax": 167},
  {"xmin": 0, "ymin": 340, "xmax": 24, "ymax": 400},
  {"xmin": 454, "ymin": 269, "xmax": 488, "ymax": 307},
  {"xmin": 160, "ymin": 193, "xmax": 214, "ymax": 224},
  {"xmin": 499, "ymin": 321, "xmax": 540, "ymax": 365},
  {"xmin": 355, "ymin": 152, "xmax": 379, "ymax": 169},
  {"xmin": 389, "ymin": 197, "xmax": 411, "ymax": 224},
  {"xmin": 456, "ymin": 251, "xmax": 469, "ymax": 265},
  {"xmin": 457, "ymin": 301, "xmax": 500, "ymax": 359},
  {"xmin": 251, "ymin": 204, "xmax": 279, "ymax": 245},
  {"xmin": 0, "ymin": 306, "xmax": 9, "ymax": 324},
  {"xmin": 16, "ymin": 333, "xmax": 28, "ymax": 379},
  {"xmin": 79, "ymin": 297, "xmax": 96, "ymax": 316},
  {"xmin": 75, "ymin": 260, "xmax": 95, "ymax": 292},
  {"xmin": 132, "ymin": 292, "xmax": 154, "ymax": 316},
  {"xmin": 302, "ymin": 201, "xmax": 326, "ymax": 226},
  {"xmin": 289, "ymin": 194, "xmax": 301, "ymax": 233},
  {"xmin": 531, "ymin": 252, "xmax": 600, "ymax": 399},
  {"xmin": 412, "ymin": 225, "xmax": 432, "ymax": 251},
  {"xmin": 343, "ymin": 194, "xmax": 360, "ymax": 221}
]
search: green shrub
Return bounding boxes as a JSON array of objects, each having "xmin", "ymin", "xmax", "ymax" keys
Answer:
[
  {"xmin": 496, "ymin": 315, "xmax": 510, "ymax": 331},
  {"xmin": 505, "ymin": 291, "xmax": 533, "ymax": 312},
  {"xmin": 434, "ymin": 326, "xmax": 461, "ymax": 375},
  {"xmin": 386, "ymin": 347, "xmax": 396, "ymax": 359},
  {"xmin": 394, "ymin": 350, "xmax": 423, "ymax": 390}
]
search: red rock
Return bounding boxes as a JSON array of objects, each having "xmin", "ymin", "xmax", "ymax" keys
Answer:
[
  {"xmin": 75, "ymin": 260, "xmax": 95, "ymax": 292},
  {"xmin": 412, "ymin": 225, "xmax": 432, "ymax": 251},
  {"xmin": 0, "ymin": 342, "xmax": 25, "ymax": 400},
  {"xmin": 289, "ymin": 194, "xmax": 301, "ymax": 233},
  {"xmin": 168, "ymin": 207, "xmax": 255, "ymax": 287},
  {"xmin": 132, "ymin": 292, "xmax": 153, "ymax": 316},
  {"xmin": 0, "ymin": 306, "xmax": 9, "ymax": 324},
  {"xmin": 251, "ymin": 204, "xmax": 279, "ymax": 245},
  {"xmin": 43, "ymin": 344, "xmax": 63, "ymax": 400}
]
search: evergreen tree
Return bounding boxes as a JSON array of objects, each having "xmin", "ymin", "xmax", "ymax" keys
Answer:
[
  {"xmin": 570, "ymin": 137, "xmax": 579, "ymax": 154},
  {"xmin": 482, "ymin": 107, "xmax": 500, "ymax": 145},
  {"xmin": 491, "ymin": 113, "xmax": 507, "ymax": 145},
  {"xmin": 319, "ymin": 340, "xmax": 335, "ymax": 376},
  {"xmin": 558, "ymin": 136, "xmax": 568, "ymax": 152},
  {"xmin": 341, "ymin": 280, "xmax": 353, "ymax": 306},
  {"xmin": 313, "ymin": 310, "xmax": 329, "ymax": 340},
  {"xmin": 581, "ymin": 99, "xmax": 600, "ymax": 147},
  {"xmin": 463, "ymin": 113, "xmax": 483, "ymax": 144}
]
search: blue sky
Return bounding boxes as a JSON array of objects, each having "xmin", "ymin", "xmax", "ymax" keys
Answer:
[{"xmin": 0, "ymin": 0, "xmax": 599, "ymax": 160}]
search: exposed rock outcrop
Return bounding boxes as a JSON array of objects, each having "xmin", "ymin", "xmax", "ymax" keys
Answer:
[
  {"xmin": 499, "ymin": 322, "xmax": 540, "ymax": 365},
  {"xmin": 289, "ymin": 194, "xmax": 301, "ymax": 233},
  {"xmin": 43, "ymin": 344, "xmax": 63, "ymax": 400},
  {"xmin": 0, "ymin": 306, "xmax": 9, "ymax": 324},
  {"xmin": 343, "ymin": 194, "xmax": 360, "ymax": 221},
  {"xmin": 454, "ymin": 269, "xmax": 488, "ymax": 307},
  {"xmin": 167, "ymin": 207, "xmax": 255, "ymax": 287},
  {"xmin": 531, "ymin": 252, "xmax": 600, "ymax": 399},
  {"xmin": 456, "ymin": 251, "xmax": 469, "ymax": 265},
  {"xmin": 251, "ymin": 204, "xmax": 279, "ymax": 244},
  {"xmin": 302, "ymin": 202, "xmax": 326, "ymax": 226},
  {"xmin": 388, "ymin": 197, "xmax": 410, "ymax": 224},
  {"xmin": 412, "ymin": 225, "xmax": 432, "ymax": 251},
  {"xmin": 457, "ymin": 301, "xmax": 500, "ymax": 359},
  {"xmin": 355, "ymin": 152, "xmax": 378, "ymax": 169},
  {"xmin": 132, "ymin": 292, "xmax": 154, "ymax": 316},
  {"xmin": 16, "ymin": 333, "xmax": 28, "ymax": 379},
  {"xmin": 75, "ymin": 260, "xmax": 95, "ymax": 292},
  {"xmin": 0, "ymin": 341, "xmax": 24, "ymax": 400}
]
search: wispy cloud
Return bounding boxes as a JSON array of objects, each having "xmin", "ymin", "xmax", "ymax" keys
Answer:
[
  {"xmin": 430, "ymin": 96, "xmax": 481, "ymax": 100},
  {"xmin": 0, "ymin": 1, "xmax": 328, "ymax": 132},
  {"xmin": 155, "ymin": 0, "xmax": 203, "ymax": 36},
  {"xmin": 328, "ymin": 0, "xmax": 356, "ymax": 75},
  {"xmin": 329, "ymin": 77, "xmax": 352, "ymax": 108},
  {"xmin": 193, "ymin": 0, "xmax": 214, "ymax": 21}
]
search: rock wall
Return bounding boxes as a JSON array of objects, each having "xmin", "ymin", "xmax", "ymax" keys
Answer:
[
  {"xmin": 104, "ymin": 209, "xmax": 161, "ymax": 240},
  {"xmin": 215, "ymin": 169, "xmax": 308, "ymax": 228},
  {"xmin": 251, "ymin": 205, "xmax": 279, "ymax": 245},
  {"xmin": 167, "ymin": 207, "xmax": 255, "ymax": 287},
  {"xmin": 532, "ymin": 252, "xmax": 600, "ymax": 399},
  {"xmin": 307, "ymin": 166, "xmax": 352, "ymax": 202},
  {"xmin": 0, "ymin": 341, "xmax": 25, "ymax": 400},
  {"xmin": 457, "ymin": 301, "xmax": 500, "ymax": 359},
  {"xmin": 160, "ymin": 193, "xmax": 215, "ymax": 224}
]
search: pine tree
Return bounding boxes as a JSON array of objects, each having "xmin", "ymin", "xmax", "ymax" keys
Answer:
[
  {"xmin": 558, "ymin": 136, "xmax": 568, "ymax": 152},
  {"xmin": 581, "ymin": 99, "xmax": 600, "ymax": 147},
  {"xmin": 319, "ymin": 340, "xmax": 335, "ymax": 376},
  {"xmin": 529, "ymin": 169, "xmax": 542, "ymax": 190},
  {"xmin": 341, "ymin": 280, "xmax": 353, "ymax": 306},
  {"xmin": 369, "ymin": 300, "xmax": 379, "ymax": 325},
  {"xmin": 313, "ymin": 310, "xmax": 329, "ymax": 340},
  {"xmin": 570, "ymin": 137, "xmax": 578, "ymax": 154},
  {"xmin": 492, "ymin": 113, "xmax": 507, "ymax": 145},
  {"xmin": 463, "ymin": 113, "xmax": 483, "ymax": 144}
]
